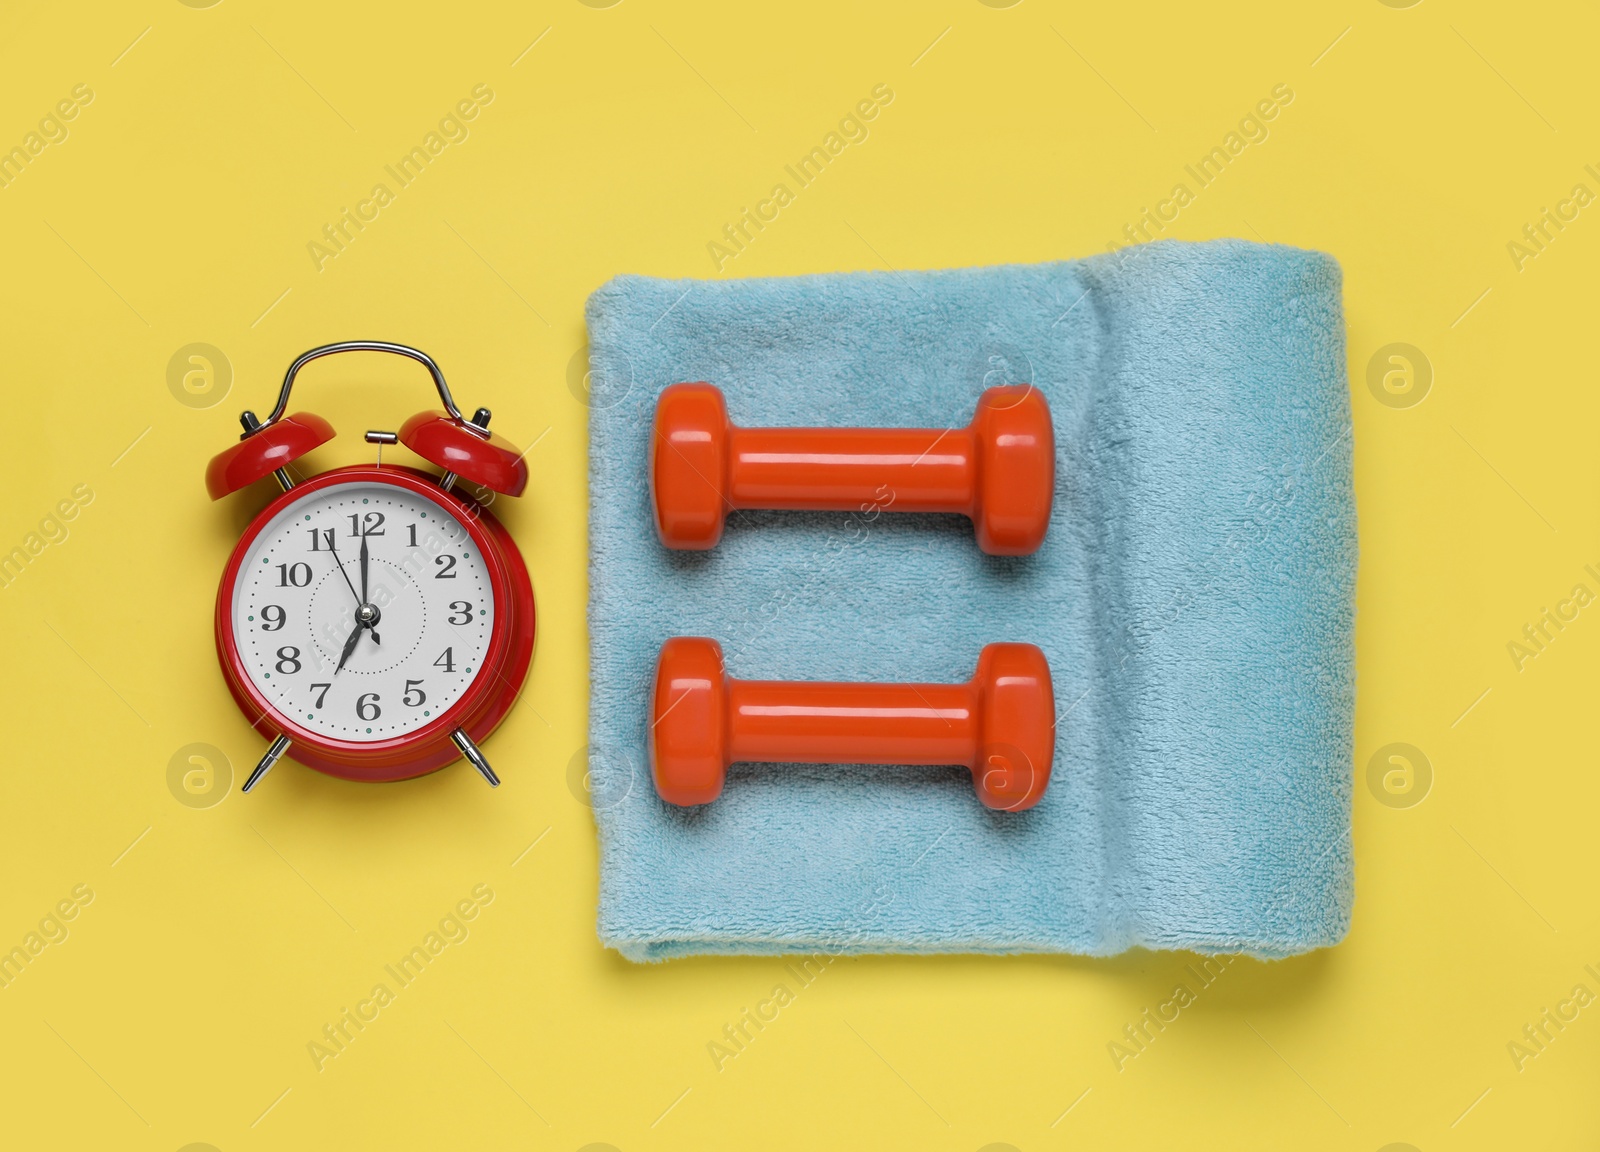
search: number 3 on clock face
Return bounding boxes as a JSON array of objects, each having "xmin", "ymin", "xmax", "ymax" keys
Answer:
[{"xmin": 215, "ymin": 466, "xmax": 535, "ymax": 784}]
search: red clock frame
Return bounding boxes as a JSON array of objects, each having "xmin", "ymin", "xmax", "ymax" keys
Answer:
[{"xmin": 214, "ymin": 465, "xmax": 535, "ymax": 783}]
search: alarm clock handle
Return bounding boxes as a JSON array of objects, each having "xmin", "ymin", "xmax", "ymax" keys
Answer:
[
  {"xmin": 451, "ymin": 729, "xmax": 500, "ymax": 787},
  {"xmin": 242, "ymin": 734, "xmax": 291, "ymax": 793},
  {"xmin": 263, "ymin": 341, "xmax": 469, "ymax": 427}
]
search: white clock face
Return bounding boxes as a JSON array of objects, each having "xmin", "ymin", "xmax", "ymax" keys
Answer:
[{"xmin": 230, "ymin": 481, "xmax": 496, "ymax": 742}]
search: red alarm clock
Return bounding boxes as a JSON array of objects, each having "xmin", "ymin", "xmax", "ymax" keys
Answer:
[{"xmin": 206, "ymin": 341, "xmax": 535, "ymax": 793}]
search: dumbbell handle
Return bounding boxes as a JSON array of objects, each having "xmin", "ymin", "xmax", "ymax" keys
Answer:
[
  {"xmin": 727, "ymin": 426, "xmax": 974, "ymax": 515},
  {"xmin": 728, "ymin": 678, "xmax": 978, "ymax": 766}
]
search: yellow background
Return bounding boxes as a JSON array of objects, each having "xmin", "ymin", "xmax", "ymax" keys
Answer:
[{"xmin": 1, "ymin": 0, "xmax": 1595, "ymax": 1147}]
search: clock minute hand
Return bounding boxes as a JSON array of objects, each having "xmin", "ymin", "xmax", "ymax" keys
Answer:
[
  {"xmin": 327, "ymin": 530, "xmax": 380, "ymax": 647},
  {"xmin": 358, "ymin": 533, "xmax": 380, "ymax": 644}
]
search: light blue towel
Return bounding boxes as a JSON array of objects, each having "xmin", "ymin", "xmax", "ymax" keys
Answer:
[{"xmin": 584, "ymin": 239, "xmax": 1354, "ymax": 962}]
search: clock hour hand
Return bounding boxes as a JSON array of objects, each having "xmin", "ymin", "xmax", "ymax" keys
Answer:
[{"xmin": 334, "ymin": 618, "xmax": 362, "ymax": 674}]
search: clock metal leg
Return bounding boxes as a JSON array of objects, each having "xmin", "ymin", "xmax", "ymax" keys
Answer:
[
  {"xmin": 451, "ymin": 729, "xmax": 500, "ymax": 787},
  {"xmin": 243, "ymin": 734, "xmax": 291, "ymax": 793}
]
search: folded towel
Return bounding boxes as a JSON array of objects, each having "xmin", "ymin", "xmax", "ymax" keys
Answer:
[{"xmin": 584, "ymin": 239, "xmax": 1355, "ymax": 962}]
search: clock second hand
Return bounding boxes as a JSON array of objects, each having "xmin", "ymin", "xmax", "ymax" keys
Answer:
[{"xmin": 325, "ymin": 530, "xmax": 363, "ymax": 608}]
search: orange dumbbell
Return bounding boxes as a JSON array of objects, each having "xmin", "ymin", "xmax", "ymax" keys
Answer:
[
  {"xmin": 649, "ymin": 637, "xmax": 1055, "ymax": 810},
  {"xmin": 651, "ymin": 383, "xmax": 1054, "ymax": 556}
]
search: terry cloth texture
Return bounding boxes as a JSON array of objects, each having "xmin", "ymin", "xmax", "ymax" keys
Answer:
[{"xmin": 584, "ymin": 239, "xmax": 1355, "ymax": 962}]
